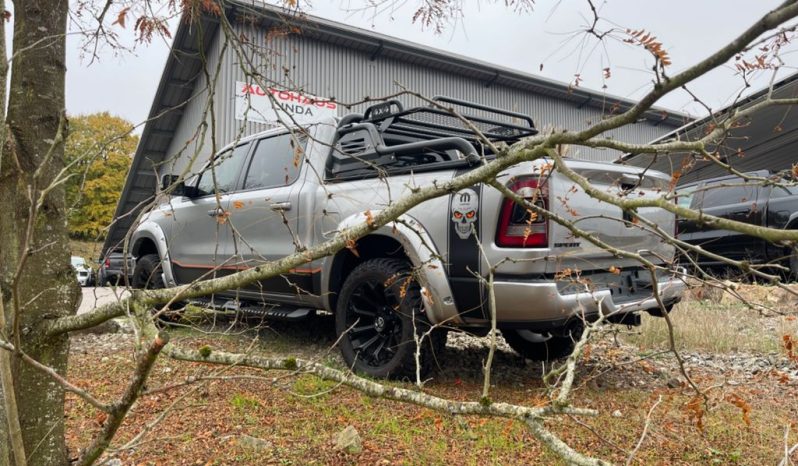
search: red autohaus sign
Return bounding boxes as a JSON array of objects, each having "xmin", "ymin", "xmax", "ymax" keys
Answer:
[{"xmin": 235, "ymin": 82, "xmax": 338, "ymax": 124}]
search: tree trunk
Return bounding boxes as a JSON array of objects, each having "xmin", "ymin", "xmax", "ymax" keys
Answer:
[{"xmin": 0, "ymin": 1, "xmax": 78, "ymax": 465}]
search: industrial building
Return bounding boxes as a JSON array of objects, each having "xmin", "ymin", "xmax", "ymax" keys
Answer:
[
  {"xmin": 622, "ymin": 73, "xmax": 798, "ymax": 185},
  {"xmin": 105, "ymin": 0, "xmax": 686, "ymax": 253}
]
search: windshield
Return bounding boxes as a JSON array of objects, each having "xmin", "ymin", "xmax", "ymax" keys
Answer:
[{"xmin": 71, "ymin": 256, "xmax": 86, "ymax": 268}]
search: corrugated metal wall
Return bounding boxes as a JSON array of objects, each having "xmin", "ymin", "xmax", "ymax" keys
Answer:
[
  {"xmin": 164, "ymin": 21, "xmax": 677, "ymax": 176},
  {"xmin": 163, "ymin": 34, "xmax": 221, "ymax": 177}
]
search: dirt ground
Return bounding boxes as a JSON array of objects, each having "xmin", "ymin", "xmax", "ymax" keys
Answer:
[{"xmin": 65, "ymin": 286, "xmax": 798, "ymax": 465}]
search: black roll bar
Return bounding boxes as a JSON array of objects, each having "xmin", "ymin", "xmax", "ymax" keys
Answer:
[{"xmin": 432, "ymin": 95, "xmax": 535, "ymax": 128}]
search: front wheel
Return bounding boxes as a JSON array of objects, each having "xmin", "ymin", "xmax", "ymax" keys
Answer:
[
  {"xmin": 788, "ymin": 245, "xmax": 798, "ymax": 283},
  {"xmin": 502, "ymin": 329, "xmax": 576, "ymax": 361},
  {"xmin": 132, "ymin": 254, "xmax": 165, "ymax": 289},
  {"xmin": 335, "ymin": 258, "xmax": 444, "ymax": 380}
]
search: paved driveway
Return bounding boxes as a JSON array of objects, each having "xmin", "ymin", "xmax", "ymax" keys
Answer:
[{"xmin": 78, "ymin": 286, "xmax": 130, "ymax": 315}]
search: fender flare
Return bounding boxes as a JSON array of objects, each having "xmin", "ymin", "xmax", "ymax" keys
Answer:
[
  {"xmin": 322, "ymin": 212, "xmax": 461, "ymax": 325},
  {"xmin": 130, "ymin": 221, "xmax": 178, "ymax": 287},
  {"xmin": 786, "ymin": 212, "xmax": 798, "ymax": 230}
]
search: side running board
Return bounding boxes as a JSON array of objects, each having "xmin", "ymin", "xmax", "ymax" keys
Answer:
[{"xmin": 221, "ymin": 299, "xmax": 316, "ymax": 321}]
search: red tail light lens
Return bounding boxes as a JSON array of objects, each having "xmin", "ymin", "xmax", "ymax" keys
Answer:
[
  {"xmin": 104, "ymin": 257, "xmax": 111, "ymax": 268},
  {"xmin": 496, "ymin": 177, "xmax": 548, "ymax": 248}
]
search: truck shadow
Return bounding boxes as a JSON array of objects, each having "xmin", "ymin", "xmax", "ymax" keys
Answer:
[{"xmin": 242, "ymin": 313, "xmax": 550, "ymax": 386}]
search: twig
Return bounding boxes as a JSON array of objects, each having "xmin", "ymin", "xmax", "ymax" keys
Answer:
[
  {"xmin": 626, "ymin": 395, "xmax": 663, "ymax": 466},
  {"xmin": 779, "ymin": 444, "xmax": 798, "ymax": 466},
  {"xmin": 779, "ymin": 422, "xmax": 798, "ymax": 466},
  {"xmin": 0, "ymin": 338, "xmax": 109, "ymax": 412},
  {"xmin": 76, "ymin": 332, "xmax": 169, "ymax": 466}
]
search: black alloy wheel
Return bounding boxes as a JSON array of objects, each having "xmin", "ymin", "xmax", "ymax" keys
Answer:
[
  {"xmin": 335, "ymin": 258, "xmax": 443, "ymax": 379},
  {"xmin": 788, "ymin": 245, "xmax": 798, "ymax": 282},
  {"xmin": 132, "ymin": 253, "xmax": 165, "ymax": 289}
]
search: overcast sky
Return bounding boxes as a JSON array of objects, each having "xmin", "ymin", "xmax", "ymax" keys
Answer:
[{"xmin": 55, "ymin": 0, "xmax": 796, "ymax": 126}]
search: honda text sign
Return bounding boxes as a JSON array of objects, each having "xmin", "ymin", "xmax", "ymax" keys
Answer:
[{"xmin": 235, "ymin": 82, "xmax": 338, "ymax": 125}]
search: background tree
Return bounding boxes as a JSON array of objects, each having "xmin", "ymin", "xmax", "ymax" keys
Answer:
[
  {"xmin": 0, "ymin": 0, "xmax": 75, "ymax": 464},
  {"xmin": 64, "ymin": 113, "xmax": 137, "ymax": 240}
]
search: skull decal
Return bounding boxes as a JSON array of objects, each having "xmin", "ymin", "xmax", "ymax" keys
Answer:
[{"xmin": 451, "ymin": 188, "xmax": 479, "ymax": 240}]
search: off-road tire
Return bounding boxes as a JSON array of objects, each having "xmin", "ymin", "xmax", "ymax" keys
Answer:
[
  {"xmin": 788, "ymin": 245, "xmax": 798, "ymax": 283},
  {"xmin": 132, "ymin": 254, "xmax": 165, "ymax": 290},
  {"xmin": 335, "ymin": 258, "xmax": 445, "ymax": 380},
  {"xmin": 502, "ymin": 329, "xmax": 576, "ymax": 361},
  {"xmin": 103, "ymin": 274, "xmax": 124, "ymax": 287}
]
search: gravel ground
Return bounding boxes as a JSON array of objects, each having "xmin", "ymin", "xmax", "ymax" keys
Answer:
[
  {"xmin": 68, "ymin": 316, "xmax": 798, "ymax": 393},
  {"xmin": 71, "ymin": 288, "xmax": 798, "ymax": 388}
]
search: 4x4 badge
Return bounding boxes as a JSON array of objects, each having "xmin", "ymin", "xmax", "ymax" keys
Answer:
[{"xmin": 451, "ymin": 188, "xmax": 479, "ymax": 239}]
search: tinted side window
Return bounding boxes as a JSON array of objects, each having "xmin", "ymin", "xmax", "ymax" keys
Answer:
[
  {"xmin": 770, "ymin": 185, "xmax": 798, "ymax": 198},
  {"xmin": 195, "ymin": 143, "xmax": 251, "ymax": 196},
  {"xmin": 677, "ymin": 185, "xmax": 696, "ymax": 209},
  {"xmin": 243, "ymin": 134, "xmax": 305, "ymax": 190},
  {"xmin": 699, "ymin": 183, "xmax": 756, "ymax": 209}
]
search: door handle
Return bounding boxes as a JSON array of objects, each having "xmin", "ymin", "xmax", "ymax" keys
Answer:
[
  {"xmin": 270, "ymin": 202, "xmax": 292, "ymax": 211},
  {"xmin": 207, "ymin": 208, "xmax": 225, "ymax": 217}
]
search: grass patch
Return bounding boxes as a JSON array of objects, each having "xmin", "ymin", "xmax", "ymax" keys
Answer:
[
  {"xmin": 291, "ymin": 374, "xmax": 337, "ymax": 398},
  {"xmin": 230, "ymin": 393, "xmax": 261, "ymax": 411},
  {"xmin": 69, "ymin": 240, "xmax": 102, "ymax": 263},
  {"xmin": 625, "ymin": 290, "xmax": 798, "ymax": 354}
]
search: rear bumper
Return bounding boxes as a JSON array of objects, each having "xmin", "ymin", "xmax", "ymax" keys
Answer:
[
  {"xmin": 427, "ymin": 268, "xmax": 687, "ymax": 329},
  {"xmin": 76, "ymin": 273, "xmax": 92, "ymax": 286}
]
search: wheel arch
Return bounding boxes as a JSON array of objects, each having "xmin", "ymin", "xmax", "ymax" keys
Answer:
[
  {"xmin": 326, "ymin": 234, "xmax": 409, "ymax": 312},
  {"xmin": 785, "ymin": 215, "xmax": 798, "ymax": 231},
  {"xmin": 321, "ymin": 212, "xmax": 458, "ymax": 325},
  {"xmin": 131, "ymin": 235, "xmax": 158, "ymax": 259},
  {"xmin": 129, "ymin": 222, "xmax": 177, "ymax": 286}
]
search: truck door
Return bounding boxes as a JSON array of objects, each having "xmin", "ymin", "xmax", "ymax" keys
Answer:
[
  {"xmin": 167, "ymin": 142, "xmax": 251, "ymax": 284},
  {"xmin": 765, "ymin": 185, "xmax": 798, "ymax": 261},
  {"xmin": 225, "ymin": 132, "xmax": 308, "ymax": 303},
  {"xmin": 688, "ymin": 180, "xmax": 760, "ymax": 262}
]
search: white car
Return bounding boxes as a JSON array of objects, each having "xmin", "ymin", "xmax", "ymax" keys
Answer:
[{"xmin": 71, "ymin": 256, "xmax": 95, "ymax": 287}]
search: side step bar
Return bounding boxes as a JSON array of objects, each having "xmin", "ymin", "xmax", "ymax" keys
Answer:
[{"xmin": 189, "ymin": 297, "xmax": 315, "ymax": 322}]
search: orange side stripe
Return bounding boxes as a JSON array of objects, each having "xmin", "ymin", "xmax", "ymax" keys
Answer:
[{"xmin": 170, "ymin": 260, "xmax": 320, "ymax": 274}]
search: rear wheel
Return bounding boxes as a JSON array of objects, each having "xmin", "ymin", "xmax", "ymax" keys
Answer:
[
  {"xmin": 104, "ymin": 274, "xmax": 121, "ymax": 287},
  {"xmin": 646, "ymin": 302, "xmax": 675, "ymax": 317},
  {"xmin": 502, "ymin": 329, "xmax": 576, "ymax": 361},
  {"xmin": 335, "ymin": 258, "xmax": 444, "ymax": 380}
]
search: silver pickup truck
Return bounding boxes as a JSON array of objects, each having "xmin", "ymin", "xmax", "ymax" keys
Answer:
[{"xmin": 130, "ymin": 97, "xmax": 685, "ymax": 378}]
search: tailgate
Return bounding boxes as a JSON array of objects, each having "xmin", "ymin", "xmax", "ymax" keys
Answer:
[{"xmin": 546, "ymin": 162, "xmax": 674, "ymax": 273}]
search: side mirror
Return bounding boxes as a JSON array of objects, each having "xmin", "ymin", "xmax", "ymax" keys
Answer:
[
  {"xmin": 161, "ymin": 175, "xmax": 198, "ymax": 198},
  {"xmin": 161, "ymin": 174, "xmax": 180, "ymax": 191}
]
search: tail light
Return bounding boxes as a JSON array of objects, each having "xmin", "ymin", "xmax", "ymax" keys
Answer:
[
  {"xmin": 496, "ymin": 177, "xmax": 548, "ymax": 247},
  {"xmin": 104, "ymin": 257, "xmax": 111, "ymax": 268}
]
